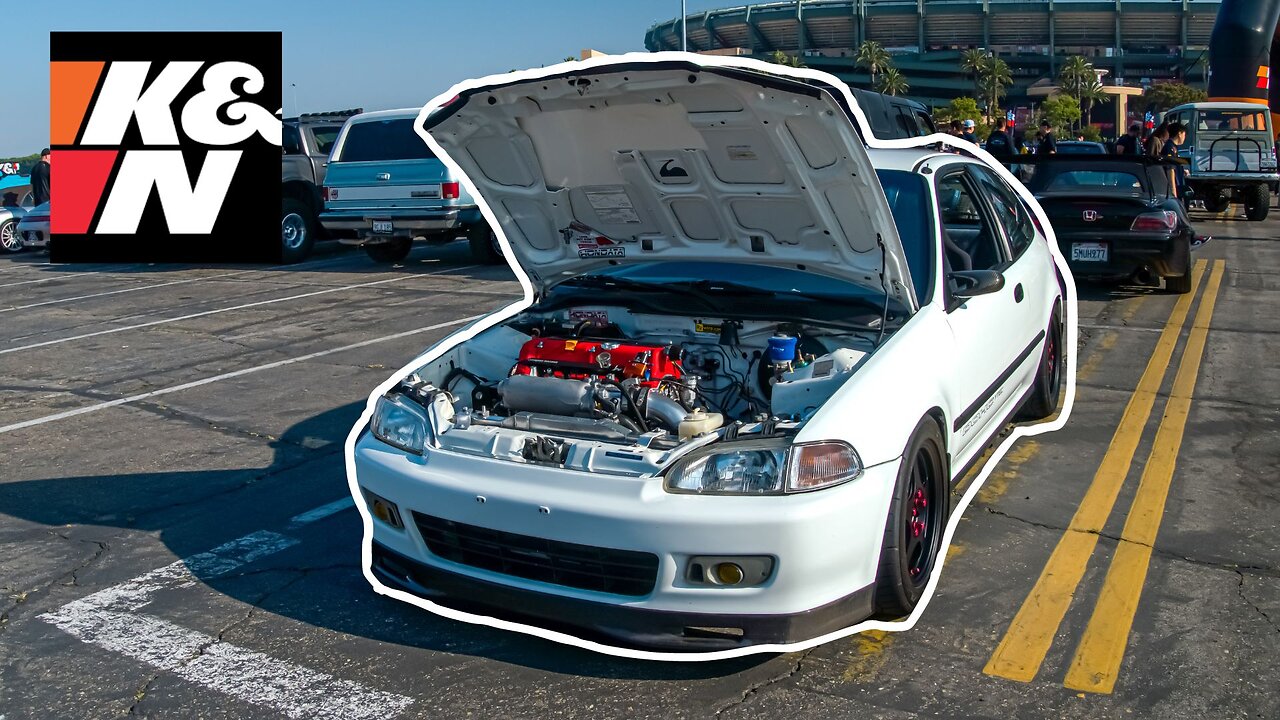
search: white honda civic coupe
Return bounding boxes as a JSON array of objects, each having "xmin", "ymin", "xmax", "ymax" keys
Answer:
[{"xmin": 350, "ymin": 61, "xmax": 1067, "ymax": 652}]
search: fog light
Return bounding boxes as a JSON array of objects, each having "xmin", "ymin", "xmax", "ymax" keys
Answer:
[
  {"xmin": 363, "ymin": 490, "xmax": 403, "ymax": 529},
  {"xmin": 687, "ymin": 555, "xmax": 774, "ymax": 587},
  {"xmin": 714, "ymin": 562, "xmax": 745, "ymax": 585}
]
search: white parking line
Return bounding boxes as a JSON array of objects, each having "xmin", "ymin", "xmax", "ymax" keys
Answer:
[
  {"xmin": 288, "ymin": 497, "xmax": 356, "ymax": 528},
  {"xmin": 0, "ymin": 263, "xmax": 479, "ymax": 355},
  {"xmin": 0, "ymin": 270, "xmax": 255, "ymax": 313},
  {"xmin": 39, "ymin": 523, "xmax": 412, "ymax": 720},
  {"xmin": 0, "ymin": 315, "xmax": 479, "ymax": 435}
]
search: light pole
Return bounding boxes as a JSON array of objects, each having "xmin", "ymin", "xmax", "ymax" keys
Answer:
[
  {"xmin": 290, "ymin": 83, "xmax": 299, "ymax": 117},
  {"xmin": 681, "ymin": 0, "xmax": 687, "ymax": 52}
]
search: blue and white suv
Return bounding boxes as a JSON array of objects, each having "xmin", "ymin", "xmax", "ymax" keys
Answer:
[{"xmin": 320, "ymin": 108, "xmax": 501, "ymax": 263}]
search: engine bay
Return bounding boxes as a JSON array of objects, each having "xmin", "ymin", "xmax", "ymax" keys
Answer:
[{"xmin": 391, "ymin": 305, "xmax": 877, "ymax": 475}]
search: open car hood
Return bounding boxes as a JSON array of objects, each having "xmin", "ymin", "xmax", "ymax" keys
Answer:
[{"xmin": 424, "ymin": 61, "xmax": 916, "ymax": 310}]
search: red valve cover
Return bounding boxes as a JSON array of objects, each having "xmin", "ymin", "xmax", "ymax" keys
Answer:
[{"xmin": 512, "ymin": 337, "xmax": 681, "ymax": 387}]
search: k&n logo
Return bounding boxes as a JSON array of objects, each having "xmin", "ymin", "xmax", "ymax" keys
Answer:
[{"xmin": 51, "ymin": 32, "xmax": 282, "ymax": 262}]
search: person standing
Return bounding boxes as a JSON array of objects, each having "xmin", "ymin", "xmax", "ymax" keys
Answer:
[
  {"xmin": 1114, "ymin": 123, "xmax": 1142, "ymax": 154},
  {"xmin": 960, "ymin": 119, "xmax": 978, "ymax": 144},
  {"xmin": 1037, "ymin": 121, "xmax": 1057, "ymax": 155},
  {"xmin": 30, "ymin": 148, "xmax": 50, "ymax": 206},
  {"xmin": 985, "ymin": 117, "xmax": 1015, "ymax": 162}
]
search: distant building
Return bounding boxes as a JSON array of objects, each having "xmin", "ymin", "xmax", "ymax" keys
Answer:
[{"xmin": 644, "ymin": 0, "xmax": 1218, "ymax": 117}]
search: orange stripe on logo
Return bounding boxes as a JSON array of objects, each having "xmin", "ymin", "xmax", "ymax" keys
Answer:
[{"xmin": 50, "ymin": 61, "xmax": 105, "ymax": 146}]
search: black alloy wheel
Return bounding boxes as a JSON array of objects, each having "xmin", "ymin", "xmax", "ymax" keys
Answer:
[{"xmin": 874, "ymin": 417, "xmax": 948, "ymax": 618}]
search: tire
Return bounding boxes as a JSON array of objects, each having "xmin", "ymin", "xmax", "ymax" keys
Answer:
[
  {"xmin": 280, "ymin": 198, "xmax": 316, "ymax": 264},
  {"xmin": 1017, "ymin": 303, "xmax": 1065, "ymax": 421},
  {"xmin": 1244, "ymin": 184, "xmax": 1270, "ymax": 221},
  {"xmin": 467, "ymin": 223, "xmax": 503, "ymax": 264},
  {"xmin": 1165, "ymin": 268, "xmax": 1193, "ymax": 294},
  {"xmin": 1201, "ymin": 190, "xmax": 1230, "ymax": 214},
  {"xmin": 0, "ymin": 219, "xmax": 21, "ymax": 253},
  {"xmin": 874, "ymin": 417, "xmax": 948, "ymax": 618},
  {"xmin": 365, "ymin": 237, "xmax": 413, "ymax": 263}
]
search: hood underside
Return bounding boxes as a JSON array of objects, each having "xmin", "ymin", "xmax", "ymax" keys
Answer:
[{"xmin": 424, "ymin": 61, "xmax": 915, "ymax": 310}]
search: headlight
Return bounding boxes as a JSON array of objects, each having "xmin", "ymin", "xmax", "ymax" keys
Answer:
[
  {"xmin": 664, "ymin": 440, "xmax": 862, "ymax": 495},
  {"xmin": 370, "ymin": 394, "xmax": 428, "ymax": 454}
]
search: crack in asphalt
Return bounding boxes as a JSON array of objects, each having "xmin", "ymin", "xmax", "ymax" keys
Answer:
[
  {"xmin": 122, "ymin": 569, "xmax": 312, "ymax": 717},
  {"xmin": 1235, "ymin": 570, "xmax": 1279, "ymax": 634},
  {"xmin": 0, "ymin": 533, "xmax": 111, "ymax": 636},
  {"xmin": 984, "ymin": 507, "xmax": 1280, "ymax": 578},
  {"xmin": 713, "ymin": 648, "xmax": 817, "ymax": 716}
]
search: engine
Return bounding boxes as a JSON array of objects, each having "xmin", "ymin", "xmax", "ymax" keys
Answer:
[{"xmin": 511, "ymin": 337, "xmax": 683, "ymax": 388}]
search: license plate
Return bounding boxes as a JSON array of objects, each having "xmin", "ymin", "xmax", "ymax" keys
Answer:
[
  {"xmin": 1071, "ymin": 242, "xmax": 1108, "ymax": 262},
  {"xmin": 371, "ymin": 220, "xmax": 393, "ymax": 235}
]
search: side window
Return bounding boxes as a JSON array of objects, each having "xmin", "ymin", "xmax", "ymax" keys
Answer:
[
  {"xmin": 282, "ymin": 125, "xmax": 302, "ymax": 155},
  {"xmin": 969, "ymin": 165, "xmax": 1035, "ymax": 258},
  {"xmin": 937, "ymin": 171, "xmax": 1006, "ymax": 272}
]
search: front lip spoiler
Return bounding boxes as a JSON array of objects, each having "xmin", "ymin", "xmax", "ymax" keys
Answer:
[{"xmin": 370, "ymin": 541, "xmax": 876, "ymax": 651}]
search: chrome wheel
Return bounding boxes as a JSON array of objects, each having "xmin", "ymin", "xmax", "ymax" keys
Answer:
[
  {"xmin": 281, "ymin": 212, "xmax": 307, "ymax": 251},
  {"xmin": 0, "ymin": 221, "xmax": 20, "ymax": 253}
]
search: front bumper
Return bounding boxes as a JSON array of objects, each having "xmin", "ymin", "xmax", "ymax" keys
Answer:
[
  {"xmin": 1055, "ymin": 230, "xmax": 1189, "ymax": 279},
  {"xmin": 354, "ymin": 431, "xmax": 898, "ymax": 649}
]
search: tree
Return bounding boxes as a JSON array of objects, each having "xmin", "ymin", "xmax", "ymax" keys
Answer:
[
  {"xmin": 855, "ymin": 40, "xmax": 890, "ymax": 86},
  {"xmin": 765, "ymin": 50, "xmax": 804, "ymax": 68},
  {"xmin": 877, "ymin": 67, "xmax": 909, "ymax": 96},
  {"xmin": 978, "ymin": 56, "xmax": 1013, "ymax": 124},
  {"xmin": 961, "ymin": 48, "xmax": 989, "ymax": 98},
  {"xmin": 1078, "ymin": 77, "xmax": 1107, "ymax": 126},
  {"xmin": 1040, "ymin": 94, "xmax": 1082, "ymax": 135},
  {"xmin": 935, "ymin": 96, "xmax": 982, "ymax": 125},
  {"xmin": 1142, "ymin": 81, "xmax": 1208, "ymax": 112},
  {"xmin": 1057, "ymin": 55, "xmax": 1096, "ymax": 130}
]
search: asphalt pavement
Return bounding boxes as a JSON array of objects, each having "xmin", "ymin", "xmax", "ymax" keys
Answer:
[{"xmin": 0, "ymin": 207, "xmax": 1276, "ymax": 719}]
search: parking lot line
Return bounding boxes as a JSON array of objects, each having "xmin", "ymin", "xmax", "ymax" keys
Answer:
[
  {"xmin": 0, "ymin": 263, "xmax": 479, "ymax": 355},
  {"xmin": 0, "ymin": 270, "xmax": 255, "ymax": 313},
  {"xmin": 39, "ymin": 522, "xmax": 412, "ymax": 719},
  {"xmin": 288, "ymin": 497, "xmax": 356, "ymax": 528},
  {"xmin": 0, "ymin": 315, "xmax": 480, "ymax": 435},
  {"xmin": 1063, "ymin": 260, "xmax": 1226, "ymax": 694},
  {"xmin": 983, "ymin": 259, "xmax": 1208, "ymax": 683}
]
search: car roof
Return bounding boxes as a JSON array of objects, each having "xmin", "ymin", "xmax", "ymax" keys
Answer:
[
  {"xmin": 346, "ymin": 108, "xmax": 421, "ymax": 123},
  {"xmin": 866, "ymin": 146, "xmax": 946, "ymax": 172},
  {"xmin": 1169, "ymin": 101, "xmax": 1271, "ymax": 112}
]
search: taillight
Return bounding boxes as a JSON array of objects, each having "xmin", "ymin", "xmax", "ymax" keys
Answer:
[
  {"xmin": 1130, "ymin": 211, "xmax": 1178, "ymax": 231},
  {"xmin": 442, "ymin": 181, "xmax": 460, "ymax": 200},
  {"xmin": 322, "ymin": 186, "xmax": 334, "ymax": 201}
]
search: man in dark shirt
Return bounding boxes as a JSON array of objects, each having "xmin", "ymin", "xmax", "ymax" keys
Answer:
[
  {"xmin": 30, "ymin": 148, "xmax": 51, "ymax": 206},
  {"xmin": 1037, "ymin": 121, "xmax": 1057, "ymax": 155},
  {"xmin": 985, "ymin": 117, "xmax": 1015, "ymax": 162},
  {"xmin": 1114, "ymin": 123, "xmax": 1141, "ymax": 154},
  {"xmin": 960, "ymin": 119, "xmax": 978, "ymax": 144}
]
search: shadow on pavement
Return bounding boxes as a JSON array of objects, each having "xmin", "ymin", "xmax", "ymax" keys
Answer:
[{"xmin": 0, "ymin": 400, "xmax": 768, "ymax": 681}]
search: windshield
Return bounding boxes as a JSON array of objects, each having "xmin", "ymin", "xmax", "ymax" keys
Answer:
[
  {"xmin": 875, "ymin": 169, "xmax": 933, "ymax": 302},
  {"xmin": 1045, "ymin": 170, "xmax": 1144, "ymax": 193},
  {"xmin": 336, "ymin": 118, "xmax": 436, "ymax": 162},
  {"xmin": 547, "ymin": 261, "xmax": 909, "ymax": 329},
  {"xmin": 1198, "ymin": 110, "xmax": 1269, "ymax": 132},
  {"xmin": 311, "ymin": 127, "xmax": 342, "ymax": 155}
]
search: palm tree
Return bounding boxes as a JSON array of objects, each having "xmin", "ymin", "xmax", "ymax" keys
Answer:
[
  {"xmin": 1078, "ymin": 77, "xmax": 1107, "ymax": 126},
  {"xmin": 765, "ymin": 50, "xmax": 804, "ymax": 68},
  {"xmin": 1057, "ymin": 55, "xmax": 1095, "ymax": 129},
  {"xmin": 855, "ymin": 40, "xmax": 890, "ymax": 87},
  {"xmin": 979, "ymin": 56, "xmax": 1013, "ymax": 124},
  {"xmin": 961, "ymin": 48, "xmax": 989, "ymax": 99},
  {"xmin": 877, "ymin": 67, "xmax": 909, "ymax": 96}
]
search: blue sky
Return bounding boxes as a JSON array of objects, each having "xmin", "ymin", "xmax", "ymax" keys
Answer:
[{"xmin": 7, "ymin": 0, "xmax": 728, "ymax": 157}]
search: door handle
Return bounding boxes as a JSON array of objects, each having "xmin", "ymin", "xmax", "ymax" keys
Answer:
[{"xmin": 1014, "ymin": 283, "xmax": 1025, "ymax": 303}]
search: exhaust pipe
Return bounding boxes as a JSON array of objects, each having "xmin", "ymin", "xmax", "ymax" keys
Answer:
[{"xmin": 1132, "ymin": 266, "xmax": 1155, "ymax": 285}]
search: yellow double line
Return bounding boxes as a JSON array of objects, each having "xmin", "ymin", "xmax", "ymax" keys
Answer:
[{"xmin": 984, "ymin": 258, "xmax": 1225, "ymax": 692}]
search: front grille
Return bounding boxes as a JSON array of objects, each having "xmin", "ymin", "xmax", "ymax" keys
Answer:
[{"xmin": 412, "ymin": 513, "xmax": 659, "ymax": 597}]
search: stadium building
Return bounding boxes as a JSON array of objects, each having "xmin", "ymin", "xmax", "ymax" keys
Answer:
[{"xmin": 644, "ymin": 0, "xmax": 1221, "ymax": 121}]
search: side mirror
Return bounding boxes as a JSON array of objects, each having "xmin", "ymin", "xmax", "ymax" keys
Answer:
[{"xmin": 950, "ymin": 269, "xmax": 1005, "ymax": 299}]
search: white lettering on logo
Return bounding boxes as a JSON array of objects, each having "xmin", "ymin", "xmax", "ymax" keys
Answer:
[
  {"xmin": 96, "ymin": 150, "xmax": 242, "ymax": 234},
  {"xmin": 81, "ymin": 61, "xmax": 203, "ymax": 145},
  {"xmin": 181, "ymin": 62, "xmax": 281, "ymax": 146}
]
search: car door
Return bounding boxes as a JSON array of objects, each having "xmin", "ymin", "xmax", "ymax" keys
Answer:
[
  {"xmin": 968, "ymin": 163, "xmax": 1054, "ymax": 412},
  {"xmin": 935, "ymin": 166, "xmax": 1036, "ymax": 462}
]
